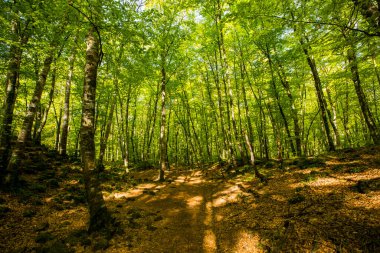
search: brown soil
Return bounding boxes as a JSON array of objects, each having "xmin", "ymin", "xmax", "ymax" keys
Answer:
[{"xmin": 0, "ymin": 146, "xmax": 379, "ymax": 252}]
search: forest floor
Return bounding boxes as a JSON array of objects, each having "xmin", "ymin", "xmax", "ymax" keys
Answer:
[{"xmin": 0, "ymin": 146, "xmax": 380, "ymax": 253}]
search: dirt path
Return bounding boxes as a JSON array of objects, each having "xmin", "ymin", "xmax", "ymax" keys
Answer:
[{"xmin": 106, "ymin": 170, "xmax": 258, "ymax": 253}]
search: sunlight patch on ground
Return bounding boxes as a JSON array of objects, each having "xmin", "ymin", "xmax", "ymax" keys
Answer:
[
  {"xmin": 344, "ymin": 192, "xmax": 380, "ymax": 210},
  {"xmin": 203, "ymin": 229, "xmax": 217, "ymax": 253},
  {"xmin": 232, "ymin": 230, "xmax": 261, "ymax": 253},
  {"xmin": 212, "ymin": 185, "xmax": 241, "ymax": 207},
  {"xmin": 187, "ymin": 195, "xmax": 204, "ymax": 208},
  {"xmin": 271, "ymin": 194, "xmax": 287, "ymax": 202},
  {"xmin": 137, "ymin": 183, "xmax": 156, "ymax": 189},
  {"xmin": 308, "ymin": 177, "xmax": 349, "ymax": 187}
]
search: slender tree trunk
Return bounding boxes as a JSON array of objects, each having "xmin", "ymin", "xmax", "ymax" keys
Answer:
[
  {"xmin": 54, "ymin": 107, "xmax": 62, "ymax": 152},
  {"xmin": 159, "ymin": 57, "xmax": 168, "ymax": 181},
  {"xmin": 35, "ymin": 60, "xmax": 58, "ymax": 145},
  {"xmin": 265, "ymin": 48, "xmax": 296, "ymax": 156},
  {"xmin": 98, "ymin": 94, "xmax": 115, "ymax": 170},
  {"xmin": 80, "ymin": 27, "xmax": 113, "ymax": 233},
  {"xmin": 347, "ymin": 45, "xmax": 380, "ymax": 144},
  {"xmin": 275, "ymin": 60, "xmax": 302, "ymax": 155},
  {"xmin": 300, "ymin": 38, "xmax": 335, "ymax": 151},
  {"xmin": 123, "ymin": 81, "xmax": 132, "ymax": 170},
  {"xmin": 60, "ymin": 43, "xmax": 76, "ymax": 155}
]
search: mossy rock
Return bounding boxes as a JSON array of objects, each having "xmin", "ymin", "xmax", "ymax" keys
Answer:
[{"xmin": 35, "ymin": 232, "xmax": 55, "ymax": 243}]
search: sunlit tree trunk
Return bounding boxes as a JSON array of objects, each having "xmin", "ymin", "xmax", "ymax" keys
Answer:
[
  {"xmin": 159, "ymin": 54, "xmax": 168, "ymax": 181},
  {"xmin": 123, "ymin": 81, "xmax": 132, "ymax": 170},
  {"xmin": 80, "ymin": 27, "xmax": 113, "ymax": 232}
]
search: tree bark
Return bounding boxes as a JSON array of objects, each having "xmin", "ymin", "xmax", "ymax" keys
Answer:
[
  {"xmin": 80, "ymin": 27, "xmax": 113, "ymax": 232},
  {"xmin": 159, "ymin": 57, "xmax": 168, "ymax": 181}
]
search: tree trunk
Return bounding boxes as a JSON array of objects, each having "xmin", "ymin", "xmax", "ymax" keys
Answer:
[
  {"xmin": 0, "ymin": 19, "xmax": 29, "ymax": 183},
  {"xmin": 34, "ymin": 61, "xmax": 58, "ymax": 145},
  {"xmin": 5, "ymin": 50, "xmax": 54, "ymax": 187},
  {"xmin": 60, "ymin": 43, "xmax": 76, "ymax": 155},
  {"xmin": 300, "ymin": 38, "xmax": 335, "ymax": 151},
  {"xmin": 347, "ymin": 45, "xmax": 380, "ymax": 144},
  {"xmin": 98, "ymin": 94, "xmax": 116, "ymax": 170},
  {"xmin": 123, "ymin": 81, "xmax": 132, "ymax": 170},
  {"xmin": 159, "ymin": 57, "xmax": 168, "ymax": 181},
  {"xmin": 80, "ymin": 27, "xmax": 113, "ymax": 233}
]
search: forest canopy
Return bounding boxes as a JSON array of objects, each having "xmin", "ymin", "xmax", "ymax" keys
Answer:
[{"xmin": 1, "ymin": 0, "xmax": 380, "ymax": 178}]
